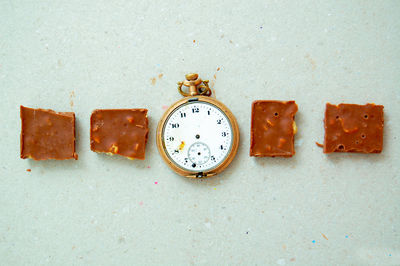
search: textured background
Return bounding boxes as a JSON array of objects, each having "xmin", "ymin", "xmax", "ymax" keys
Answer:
[{"xmin": 1, "ymin": 0, "xmax": 399, "ymax": 265}]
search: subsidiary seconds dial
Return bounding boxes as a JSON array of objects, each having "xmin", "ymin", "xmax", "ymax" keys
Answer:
[
  {"xmin": 162, "ymin": 101, "xmax": 233, "ymax": 172},
  {"xmin": 188, "ymin": 142, "xmax": 211, "ymax": 166}
]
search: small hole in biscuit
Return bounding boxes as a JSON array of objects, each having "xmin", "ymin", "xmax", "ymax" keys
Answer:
[
  {"xmin": 338, "ymin": 144, "xmax": 345, "ymax": 150},
  {"xmin": 364, "ymin": 114, "xmax": 368, "ymax": 119},
  {"xmin": 361, "ymin": 134, "xmax": 366, "ymax": 139},
  {"xmin": 274, "ymin": 112, "xmax": 279, "ymax": 117},
  {"xmin": 336, "ymin": 116, "xmax": 339, "ymax": 119}
]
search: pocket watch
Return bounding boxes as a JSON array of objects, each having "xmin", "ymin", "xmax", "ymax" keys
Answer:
[{"xmin": 156, "ymin": 73, "xmax": 240, "ymax": 178}]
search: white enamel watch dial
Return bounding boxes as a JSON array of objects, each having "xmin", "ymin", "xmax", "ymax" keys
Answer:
[{"xmin": 162, "ymin": 101, "xmax": 233, "ymax": 172}]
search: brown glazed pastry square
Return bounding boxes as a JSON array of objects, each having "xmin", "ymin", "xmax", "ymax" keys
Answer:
[
  {"xmin": 250, "ymin": 101, "xmax": 298, "ymax": 157},
  {"xmin": 323, "ymin": 103, "xmax": 384, "ymax": 153},
  {"xmin": 20, "ymin": 106, "xmax": 78, "ymax": 160},
  {"xmin": 90, "ymin": 109, "xmax": 149, "ymax": 160}
]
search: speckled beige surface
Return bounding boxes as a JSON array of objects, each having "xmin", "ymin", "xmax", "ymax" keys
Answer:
[{"xmin": 1, "ymin": 1, "xmax": 400, "ymax": 265}]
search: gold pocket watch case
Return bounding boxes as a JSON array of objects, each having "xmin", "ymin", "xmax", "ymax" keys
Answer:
[{"xmin": 156, "ymin": 73, "xmax": 239, "ymax": 178}]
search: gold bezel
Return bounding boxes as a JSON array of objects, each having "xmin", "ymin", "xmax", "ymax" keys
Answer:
[{"xmin": 156, "ymin": 96, "xmax": 239, "ymax": 178}]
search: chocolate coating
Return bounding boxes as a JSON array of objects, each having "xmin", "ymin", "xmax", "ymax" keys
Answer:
[
  {"xmin": 20, "ymin": 106, "xmax": 77, "ymax": 160},
  {"xmin": 250, "ymin": 101, "xmax": 298, "ymax": 157},
  {"xmin": 323, "ymin": 103, "xmax": 384, "ymax": 153},
  {"xmin": 90, "ymin": 109, "xmax": 148, "ymax": 160}
]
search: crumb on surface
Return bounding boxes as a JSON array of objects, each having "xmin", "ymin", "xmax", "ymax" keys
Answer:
[
  {"xmin": 178, "ymin": 141, "xmax": 185, "ymax": 151},
  {"xmin": 69, "ymin": 91, "xmax": 75, "ymax": 107}
]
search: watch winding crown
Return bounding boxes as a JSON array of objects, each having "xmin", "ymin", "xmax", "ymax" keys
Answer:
[{"xmin": 177, "ymin": 73, "xmax": 211, "ymax": 97}]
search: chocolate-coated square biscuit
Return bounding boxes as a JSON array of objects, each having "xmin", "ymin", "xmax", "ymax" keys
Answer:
[
  {"xmin": 323, "ymin": 103, "xmax": 384, "ymax": 153},
  {"xmin": 90, "ymin": 109, "xmax": 148, "ymax": 160},
  {"xmin": 20, "ymin": 106, "xmax": 77, "ymax": 160},
  {"xmin": 250, "ymin": 101, "xmax": 298, "ymax": 157}
]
